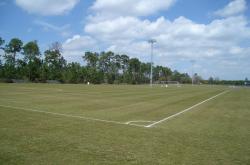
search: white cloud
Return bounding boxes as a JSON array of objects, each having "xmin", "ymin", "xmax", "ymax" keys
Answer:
[
  {"xmin": 34, "ymin": 20, "xmax": 72, "ymax": 37},
  {"xmin": 15, "ymin": 0, "xmax": 79, "ymax": 15},
  {"xmin": 85, "ymin": 16, "xmax": 151, "ymax": 41},
  {"xmin": 85, "ymin": 15, "xmax": 250, "ymax": 59},
  {"xmin": 90, "ymin": 0, "xmax": 176, "ymax": 18},
  {"xmin": 61, "ymin": 0, "xmax": 250, "ymax": 79},
  {"xmin": 83, "ymin": 13, "xmax": 250, "ymax": 79},
  {"xmin": 214, "ymin": 0, "xmax": 247, "ymax": 17},
  {"xmin": 63, "ymin": 35, "xmax": 97, "ymax": 50},
  {"xmin": 62, "ymin": 35, "xmax": 98, "ymax": 62}
]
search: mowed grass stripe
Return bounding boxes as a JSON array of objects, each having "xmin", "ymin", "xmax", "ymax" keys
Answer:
[
  {"xmin": 102, "ymin": 89, "xmax": 225, "ymax": 121},
  {"xmin": 146, "ymin": 90, "xmax": 229, "ymax": 127},
  {"xmin": 0, "ymin": 84, "xmax": 225, "ymax": 123},
  {"xmin": 0, "ymin": 84, "xmax": 249, "ymax": 164},
  {"xmin": 0, "ymin": 84, "xmax": 222, "ymax": 114}
]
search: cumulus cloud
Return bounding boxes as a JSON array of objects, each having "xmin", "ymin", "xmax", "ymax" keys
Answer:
[
  {"xmin": 85, "ymin": 15, "xmax": 250, "ymax": 59},
  {"xmin": 84, "ymin": 13, "xmax": 250, "ymax": 79},
  {"xmin": 62, "ymin": 0, "xmax": 250, "ymax": 79},
  {"xmin": 15, "ymin": 0, "xmax": 79, "ymax": 15},
  {"xmin": 214, "ymin": 0, "xmax": 247, "ymax": 17},
  {"xmin": 90, "ymin": 0, "xmax": 176, "ymax": 19},
  {"xmin": 62, "ymin": 35, "xmax": 98, "ymax": 62}
]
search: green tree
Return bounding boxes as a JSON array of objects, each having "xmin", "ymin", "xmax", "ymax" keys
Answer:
[
  {"xmin": 140, "ymin": 62, "xmax": 151, "ymax": 83},
  {"xmin": 3, "ymin": 38, "xmax": 23, "ymax": 79},
  {"xmin": 63, "ymin": 62, "xmax": 84, "ymax": 83},
  {"xmin": 0, "ymin": 37, "xmax": 4, "ymax": 50},
  {"xmin": 40, "ymin": 59, "xmax": 49, "ymax": 82},
  {"xmin": 180, "ymin": 73, "xmax": 191, "ymax": 83},
  {"xmin": 153, "ymin": 66, "xmax": 172, "ymax": 82},
  {"xmin": 83, "ymin": 52, "xmax": 99, "ymax": 69},
  {"xmin": 208, "ymin": 77, "xmax": 214, "ymax": 84},
  {"xmin": 120, "ymin": 55, "xmax": 129, "ymax": 72},
  {"xmin": 5, "ymin": 38, "xmax": 23, "ymax": 65},
  {"xmin": 171, "ymin": 70, "xmax": 181, "ymax": 81},
  {"xmin": 153, "ymin": 66, "xmax": 164, "ymax": 82},
  {"xmin": 44, "ymin": 42, "xmax": 66, "ymax": 81},
  {"xmin": 128, "ymin": 58, "xmax": 141, "ymax": 84},
  {"xmin": 0, "ymin": 36, "xmax": 207, "ymax": 85},
  {"xmin": 0, "ymin": 37, "xmax": 5, "ymax": 77},
  {"xmin": 16, "ymin": 59, "xmax": 27, "ymax": 79},
  {"xmin": 22, "ymin": 41, "xmax": 41, "ymax": 81},
  {"xmin": 85, "ymin": 67, "xmax": 103, "ymax": 84},
  {"xmin": 118, "ymin": 54, "xmax": 130, "ymax": 83},
  {"xmin": 99, "ymin": 51, "xmax": 115, "ymax": 83},
  {"xmin": 113, "ymin": 54, "xmax": 122, "ymax": 83}
]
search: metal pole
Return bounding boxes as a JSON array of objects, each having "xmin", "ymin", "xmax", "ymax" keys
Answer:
[
  {"xmin": 148, "ymin": 39, "xmax": 156, "ymax": 87},
  {"xmin": 190, "ymin": 60, "xmax": 195, "ymax": 85},
  {"xmin": 150, "ymin": 42, "xmax": 153, "ymax": 87}
]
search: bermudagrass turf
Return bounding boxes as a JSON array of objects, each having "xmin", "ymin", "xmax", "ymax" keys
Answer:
[{"xmin": 0, "ymin": 83, "xmax": 249, "ymax": 164}]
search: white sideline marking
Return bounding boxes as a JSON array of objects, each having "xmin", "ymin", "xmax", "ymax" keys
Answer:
[
  {"xmin": 127, "ymin": 123, "xmax": 148, "ymax": 127},
  {"xmin": 125, "ymin": 121, "xmax": 156, "ymax": 127},
  {"xmin": 145, "ymin": 90, "xmax": 230, "ymax": 128},
  {"xmin": 125, "ymin": 120, "xmax": 155, "ymax": 124},
  {"xmin": 0, "ymin": 104, "xmax": 144, "ymax": 128}
]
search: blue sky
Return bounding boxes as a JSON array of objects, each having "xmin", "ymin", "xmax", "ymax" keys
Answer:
[{"xmin": 0, "ymin": 0, "xmax": 250, "ymax": 80}]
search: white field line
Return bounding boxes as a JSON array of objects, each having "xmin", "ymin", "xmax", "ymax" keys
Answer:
[
  {"xmin": 145, "ymin": 90, "xmax": 230, "ymax": 128},
  {"xmin": 125, "ymin": 120, "xmax": 156, "ymax": 124},
  {"xmin": 127, "ymin": 123, "xmax": 149, "ymax": 127},
  {"xmin": 0, "ymin": 104, "xmax": 145, "ymax": 128}
]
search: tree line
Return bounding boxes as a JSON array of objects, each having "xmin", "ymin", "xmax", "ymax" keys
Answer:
[
  {"xmin": 206, "ymin": 77, "xmax": 249, "ymax": 86},
  {"xmin": 0, "ymin": 37, "xmax": 193, "ymax": 84},
  {"xmin": 0, "ymin": 37, "xmax": 247, "ymax": 85}
]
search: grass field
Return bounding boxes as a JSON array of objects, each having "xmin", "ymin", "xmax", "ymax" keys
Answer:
[{"xmin": 0, "ymin": 83, "xmax": 249, "ymax": 164}]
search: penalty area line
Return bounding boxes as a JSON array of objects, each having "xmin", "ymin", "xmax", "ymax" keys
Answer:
[
  {"xmin": 145, "ymin": 90, "xmax": 230, "ymax": 128},
  {"xmin": 0, "ymin": 104, "xmax": 145, "ymax": 128}
]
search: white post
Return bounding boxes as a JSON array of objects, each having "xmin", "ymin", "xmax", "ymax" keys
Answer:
[
  {"xmin": 190, "ymin": 60, "xmax": 195, "ymax": 85},
  {"xmin": 148, "ymin": 39, "xmax": 156, "ymax": 87}
]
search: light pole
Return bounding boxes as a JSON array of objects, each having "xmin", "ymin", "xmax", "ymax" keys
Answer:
[
  {"xmin": 148, "ymin": 39, "xmax": 157, "ymax": 87},
  {"xmin": 190, "ymin": 60, "xmax": 195, "ymax": 85}
]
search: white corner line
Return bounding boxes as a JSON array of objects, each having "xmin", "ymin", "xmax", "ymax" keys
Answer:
[
  {"xmin": 145, "ymin": 90, "xmax": 230, "ymax": 128},
  {"xmin": 0, "ymin": 104, "xmax": 144, "ymax": 128},
  {"xmin": 125, "ymin": 120, "xmax": 156, "ymax": 124}
]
